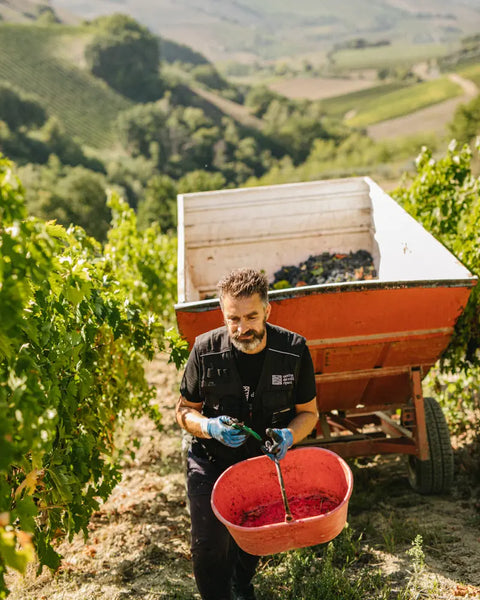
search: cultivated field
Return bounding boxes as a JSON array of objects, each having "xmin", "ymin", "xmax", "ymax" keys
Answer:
[
  {"xmin": 268, "ymin": 76, "xmax": 377, "ymax": 100},
  {"xmin": 345, "ymin": 76, "xmax": 462, "ymax": 128},
  {"xmin": 330, "ymin": 43, "xmax": 449, "ymax": 72},
  {"xmin": 264, "ymin": 67, "xmax": 480, "ymax": 142},
  {"xmin": 367, "ymin": 74, "xmax": 479, "ymax": 141},
  {"xmin": 0, "ymin": 23, "xmax": 132, "ymax": 148}
]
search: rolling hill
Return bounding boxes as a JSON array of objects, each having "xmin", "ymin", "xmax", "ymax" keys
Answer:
[
  {"xmin": 0, "ymin": 9, "xmax": 478, "ymax": 153},
  {"xmin": 3, "ymin": 0, "xmax": 479, "ymax": 65},
  {"xmin": 0, "ymin": 21, "xmax": 264, "ymax": 150},
  {"xmin": 0, "ymin": 23, "xmax": 133, "ymax": 148}
]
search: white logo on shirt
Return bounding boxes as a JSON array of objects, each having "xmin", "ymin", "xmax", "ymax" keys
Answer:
[{"xmin": 272, "ymin": 374, "xmax": 294, "ymax": 385}]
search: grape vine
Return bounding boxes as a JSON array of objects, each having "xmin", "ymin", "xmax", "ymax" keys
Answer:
[
  {"xmin": 0, "ymin": 156, "xmax": 187, "ymax": 597},
  {"xmin": 392, "ymin": 140, "xmax": 480, "ymax": 371}
]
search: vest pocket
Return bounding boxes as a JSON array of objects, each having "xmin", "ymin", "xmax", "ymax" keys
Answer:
[
  {"xmin": 271, "ymin": 406, "xmax": 295, "ymax": 427},
  {"xmin": 203, "ymin": 384, "xmax": 245, "ymax": 420},
  {"xmin": 262, "ymin": 390, "xmax": 295, "ymax": 428}
]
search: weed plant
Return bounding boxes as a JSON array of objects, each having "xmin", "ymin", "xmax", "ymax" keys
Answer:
[
  {"xmin": 261, "ymin": 451, "xmax": 463, "ymax": 600},
  {"xmin": 401, "ymin": 535, "xmax": 442, "ymax": 600},
  {"xmin": 254, "ymin": 526, "xmax": 443, "ymax": 600},
  {"xmin": 254, "ymin": 526, "xmax": 393, "ymax": 600},
  {"xmin": 424, "ymin": 365, "xmax": 480, "ymax": 437}
]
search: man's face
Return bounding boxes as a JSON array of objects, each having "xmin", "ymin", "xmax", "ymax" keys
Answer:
[{"xmin": 222, "ymin": 293, "xmax": 271, "ymax": 354}]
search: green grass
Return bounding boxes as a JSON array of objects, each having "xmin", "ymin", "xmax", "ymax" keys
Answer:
[
  {"xmin": 255, "ymin": 528, "xmax": 392, "ymax": 600},
  {"xmin": 457, "ymin": 62, "xmax": 480, "ymax": 87},
  {"xmin": 319, "ymin": 81, "xmax": 408, "ymax": 118},
  {"xmin": 331, "ymin": 43, "xmax": 449, "ymax": 71},
  {"xmin": 0, "ymin": 23, "xmax": 133, "ymax": 148},
  {"xmin": 253, "ymin": 524, "xmax": 440, "ymax": 600},
  {"xmin": 346, "ymin": 76, "xmax": 462, "ymax": 128}
]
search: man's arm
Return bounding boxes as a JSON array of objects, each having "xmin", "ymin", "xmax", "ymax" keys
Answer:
[
  {"xmin": 288, "ymin": 398, "xmax": 318, "ymax": 444},
  {"xmin": 176, "ymin": 342, "xmax": 212, "ymax": 438},
  {"xmin": 175, "ymin": 395, "xmax": 211, "ymax": 438},
  {"xmin": 176, "ymin": 396, "xmax": 248, "ymax": 447}
]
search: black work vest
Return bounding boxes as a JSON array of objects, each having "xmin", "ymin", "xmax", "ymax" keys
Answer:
[{"xmin": 191, "ymin": 323, "xmax": 306, "ymax": 468}]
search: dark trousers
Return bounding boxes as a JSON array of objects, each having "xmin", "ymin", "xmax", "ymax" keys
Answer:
[{"xmin": 187, "ymin": 453, "xmax": 260, "ymax": 600}]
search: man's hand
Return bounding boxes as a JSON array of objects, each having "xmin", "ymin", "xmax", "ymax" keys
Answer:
[
  {"xmin": 264, "ymin": 428, "xmax": 293, "ymax": 460},
  {"xmin": 202, "ymin": 415, "xmax": 248, "ymax": 447}
]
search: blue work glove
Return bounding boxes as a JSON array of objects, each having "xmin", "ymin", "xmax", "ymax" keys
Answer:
[
  {"xmin": 203, "ymin": 415, "xmax": 248, "ymax": 448},
  {"xmin": 264, "ymin": 428, "xmax": 294, "ymax": 461}
]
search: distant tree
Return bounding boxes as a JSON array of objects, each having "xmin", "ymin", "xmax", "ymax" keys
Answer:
[
  {"xmin": 165, "ymin": 106, "xmax": 218, "ymax": 175},
  {"xmin": 0, "ymin": 129, "xmax": 50, "ymax": 165},
  {"xmin": 106, "ymin": 155, "xmax": 158, "ymax": 208},
  {"xmin": 0, "ymin": 83, "xmax": 47, "ymax": 131},
  {"xmin": 23, "ymin": 162, "xmax": 111, "ymax": 241},
  {"xmin": 301, "ymin": 59, "xmax": 313, "ymax": 73},
  {"xmin": 245, "ymin": 85, "xmax": 283, "ymax": 118},
  {"xmin": 274, "ymin": 62, "xmax": 291, "ymax": 77},
  {"xmin": 35, "ymin": 4, "xmax": 60, "ymax": 24},
  {"xmin": 258, "ymin": 98, "xmax": 292, "ymax": 131},
  {"xmin": 0, "ymin": 116, "xmax": 103, "ymax": 171},
  {"xmin": 39, "ymin": 117, "xmax": 87, "ymax": 166},
  {"xmin": 177, "ymin": 170, "xmax": 226, "ymax": 194},
  {"xmin": 54, "ymin": 168, "xmax": 111, "ymax": 241},
  {"xmin": 206, "ymin": 116, "xmax": 274, "ymax": 184},
  {"xmin": 274, "ymin": 114, "xmax": 331, "ymax": 163},
  {"xmin": 377, "ymin": 67, "xmax": 390, "ymax": 81},
  {"xmin": 449, "ymin": 94, "xmax": 480, "ymax": 146},
  {"xmin": 190, "ymin": 64, "xmax": 228, "ymax": 91},
  {"xmin": 116, "ymin": 102, "xmax": 220, "ymax": 177},
  {"xmin": 116, "ymin": 102, "xmax": 168, "ymax": 159},
  {"xmin": 85, "ymin": 14, "xmax": 161, "ymax": 101},
  {"xmin": 262, "ymin": 101, "xmax": 346, "ymax": 164},
  {"xmin": 222, "ymin": 61, "xmax": 254, "ymax": 77},
  {"xmin": 137, "ymin": 174, "xmax": 177, "ymax": 231}
]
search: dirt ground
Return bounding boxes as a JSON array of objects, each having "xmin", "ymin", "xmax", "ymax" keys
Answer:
[
  {"xmin": 268, "ymin": 76, "xmax": 376, "ymax": 101},
  {"xmin": 6, "ymin": 354, "xmax": 480, "ymax": 599}
]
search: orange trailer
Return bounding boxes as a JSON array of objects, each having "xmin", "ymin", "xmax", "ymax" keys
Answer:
[{"xmin": 175, "ymin": 177, "xmax": 477, "ymax": 493}]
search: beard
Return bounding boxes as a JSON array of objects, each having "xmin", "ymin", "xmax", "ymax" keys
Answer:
[{"xmin": 230, "ymin": 323, "xmax": 266, "ymax": 353}]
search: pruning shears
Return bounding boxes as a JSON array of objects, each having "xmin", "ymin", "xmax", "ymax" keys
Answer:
[{"xmin": 224, "ymin": 417, "xmax": 263, "ymax": 441}]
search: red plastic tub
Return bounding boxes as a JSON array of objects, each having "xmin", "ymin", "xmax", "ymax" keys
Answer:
[{"xmin": 211, "ymin": 447, "xmax": 353, "ymax": 556}]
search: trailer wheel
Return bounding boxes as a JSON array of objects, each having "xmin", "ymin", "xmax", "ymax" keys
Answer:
[{"xmin": 407, "ymin": 396, "xmax": 454, "ymax": 494}]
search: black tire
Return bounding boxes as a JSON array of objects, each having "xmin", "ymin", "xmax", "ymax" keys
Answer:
[{"xmin": 407, "ymin": 396, "xmax": 454, "ymax": 494}]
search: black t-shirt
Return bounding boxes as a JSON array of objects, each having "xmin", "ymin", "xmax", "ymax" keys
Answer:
[
  {"xmin": 180, "ymin": 336, "xmax": 316, "ymax": 407},
  {"xmin": 233, "ymin": 346, "xmax": 266, "ymax": 417}
]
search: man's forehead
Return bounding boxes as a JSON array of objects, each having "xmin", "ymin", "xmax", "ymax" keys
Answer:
[{"xmin": 222, "ymin": 293, "xmax": 264, "ymax": 314}]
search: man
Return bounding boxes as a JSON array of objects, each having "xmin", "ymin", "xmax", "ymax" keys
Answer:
[{"xmin": 176, "ymin": 268, "xmax": 318, "ymax": 600}]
